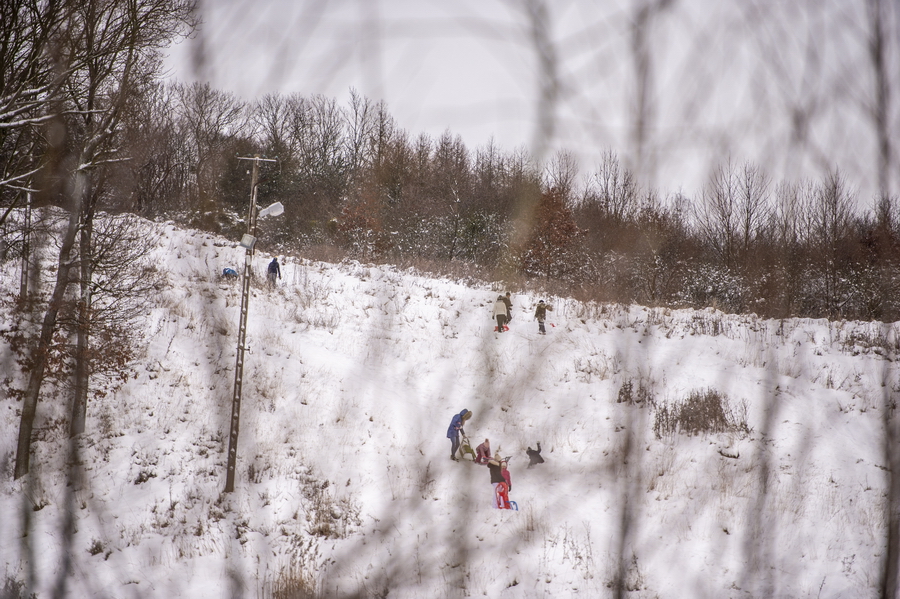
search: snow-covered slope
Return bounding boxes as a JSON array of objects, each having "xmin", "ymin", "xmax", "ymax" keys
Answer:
[{"xmin": 1, "ymin": 217, "xmax": 897, "ymax": 598}]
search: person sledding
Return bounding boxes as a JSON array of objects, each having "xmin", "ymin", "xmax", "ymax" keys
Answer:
[{"xmin": 446, "ymin": 409, "xmax": 472, "ymax": 461}]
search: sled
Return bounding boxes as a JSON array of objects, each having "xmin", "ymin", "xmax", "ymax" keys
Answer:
[
  {"xmin": 493, "ymin": 325, "xmax": 510, "ymax": 332},
  {"xmin": 459, "ymin": 434, "xmax": 477, "ymax": 461}
]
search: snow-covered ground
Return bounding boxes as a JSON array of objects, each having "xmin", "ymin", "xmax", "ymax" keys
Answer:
[{"xmin": 1, "ymin": 216, "xmax": 898, "ymax": 598}]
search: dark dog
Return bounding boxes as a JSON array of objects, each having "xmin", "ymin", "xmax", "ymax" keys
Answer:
[{"xmin": 526, "ymin": 442, "xmax": 544, "ymax": 468}]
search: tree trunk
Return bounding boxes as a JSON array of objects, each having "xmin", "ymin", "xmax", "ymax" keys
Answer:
[
  {"xmin": 14, "ymin": 171, "xmax": 86, "ymax": 479},
  {"xmin": 71, "ymin": 208, "xmax": 94, "ymax": 437},
  {"xmin": 19, "ymin": 192, "xmax": 32, "ymax": 300}
]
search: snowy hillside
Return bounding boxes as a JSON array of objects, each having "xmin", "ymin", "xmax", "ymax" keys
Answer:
[{"xmin": 2, "ymin": 216, "xmax": 899, "ymax": 598}]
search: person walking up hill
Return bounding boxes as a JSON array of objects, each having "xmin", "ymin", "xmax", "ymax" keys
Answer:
[
  {"xmin": 534, "ymin": 300, "xmax": 553, "ymax": 335},
  {"xmin": 493, "ymin": 295, "xmax": 509, "ymax": 333},
  {"xmin": 267, "ymin": 257, "xmax": 281, "ymax": 288},
  {"xmin": 502, "ymin": 292, "xmax": 513, "ymax": 322}
]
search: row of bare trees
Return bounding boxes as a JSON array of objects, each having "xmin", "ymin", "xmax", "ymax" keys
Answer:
[
  {"xmin": 13, "ymin": 73, "xmax": 900, "ymax": 324},
  {"xmin": 63, "ymin": 78, "xmax": 899, "ymax": 321}
]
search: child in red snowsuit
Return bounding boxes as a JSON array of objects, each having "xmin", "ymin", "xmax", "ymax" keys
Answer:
[
  {"xmin": 488, "ymin": 456, "xmax": 505, "ymax": 508},
  {"xmin": 501, "ymin": 460, "xmax": 511, "ymax": 492}
]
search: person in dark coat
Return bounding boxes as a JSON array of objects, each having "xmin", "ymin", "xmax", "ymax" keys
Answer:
[
  {"xmin": 526, "ymin": 442, "xmax": 544, "ymax": 467},
  {"xmin": 267, "ymin": 257, "xmax": 281, "ymax": 288},
  {"xmin": 446, "ymin": 409, "xmax": 472, "ymax": 461},
  {"xmin": 502, "ymin": 292, "xmax": 513, "ymax": 322},
  {"xmin": 534, "ymin": 300, "xmax": 553, "ymax": 334}
]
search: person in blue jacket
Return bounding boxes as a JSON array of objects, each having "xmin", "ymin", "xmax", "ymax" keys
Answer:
[
  {"xmin": 267, "ymin": 257, "xmax": 281, "ymax": 288},
  {"xmin": 447, "ymin": 409, "xmax": 472, "ymax": 461}
]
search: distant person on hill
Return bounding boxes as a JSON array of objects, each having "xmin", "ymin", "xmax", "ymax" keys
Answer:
[
  {"xmin": 267, "ymin": 257, "xmax": 281, "ymax": 288},
  {"xmin": 502, "ymin": 292, "xmax": 513, "ymax": 322},
  {"xmin": 475, "ymin": 438, "xmax": 492, "ymax": 464},
  {"xmin": 526, "ymin": 442, "xmax": 544, "ymax": 467},
  {"xmin": 493, "ymin": 295, "xmax": 509, "ymax": 333},
  {"xmin": 534, "ymin": 300, "xmax": 553, "ymax": 335},
  {"xmin": 446, "ymin": 409, "xmax": 472, "ymax": 461}
]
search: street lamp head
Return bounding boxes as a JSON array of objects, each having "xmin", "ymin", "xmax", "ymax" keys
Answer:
[
  {"xmin": 239, "ymin": 234, "xmax": 256, "ymax": 250},
  {"xmin": 258, "ymin": 202, "xmax": 284, "ymax": 219}
]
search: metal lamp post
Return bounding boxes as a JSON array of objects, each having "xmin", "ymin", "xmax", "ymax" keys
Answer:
[{"xmin": 225, "ymin": 155, "xmax": 278, "ymax": 493}]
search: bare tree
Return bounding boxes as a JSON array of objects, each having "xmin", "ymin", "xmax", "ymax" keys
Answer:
[
  {"xmin": 251, "ymin": 92, "xmax": 296, "ymax": 164},
  {"xmin": 735, "ymin": 161, "xmax": 772, "ymax": 261},
  {"xmin": 114, "ymin": 81, "xmax": 190, "ymax": 214},
  {"xmin": 0, "ymin": 0, "xmax": 78, "ymax": 206},
  {"xmin": 300, "ymin": 95, "xmax": 348, "ymax": 208},
  {"xmin": 69, "ymin": 213, "xmax": 161, "ymax": 435},
  {"xmin": 544, "ymin": 148, "xmax": 578, "ymax": 202},
  {"xmin": 14, "ymin": 0, "xmax": 197, "ymax": 478},
  {"xmin": 764, "ymin": 179, "xmax": 813, "ymax": 315},
  {"xmin": 695, "ymin": 159, "xmax": 770, "ymax": 272},
  {"xmin": 174, "ymin": 80, "xmax": 246, "ymax": 215},
  {"xmin": 583, "ymin": 149, "xmax": 640, "ymax": 224},
  {"xmin": 807, "ymin": 169, "xmax": 856, "ymax": 317},
  {"xmin": 344, "ymin": 88, "xmax": 378, "ymax": 191},
  {"xmin": 695, "ymin": 159, "xmax": 741, "ymax": 269}
]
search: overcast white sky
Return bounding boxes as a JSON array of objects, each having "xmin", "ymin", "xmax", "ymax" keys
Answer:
[
  {"xmin": 165, "ymin": 1, "xmax": 539, "ymax": 146},
  {"xmin": 164, "ymin": 0, "xmax": 896, "ymax": 204}
]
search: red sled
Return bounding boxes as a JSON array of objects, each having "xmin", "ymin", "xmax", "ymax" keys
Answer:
[
  {"xmin": 493, "ymin": 325, "xmax": 510, "ymax": 332},
  {"xmin": 495, "ymin": 482, "xmax": 518, "ymax": 510}
]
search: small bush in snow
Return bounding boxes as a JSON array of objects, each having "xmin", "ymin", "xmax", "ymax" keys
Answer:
[
  {"xmin": 606, "ymin": 553, "xmax": 645, "ymax": 592},
  {"xmin": 300, "ymin": 474, "xmax": 361, "ymax": 539},
  {"xmin": 270, "ymin": 537, "xmax": 322, "ymax": 599},
  {"xmin": 653, "ymin": 388, "xmax": 749, "ymax": 438},
  {"xmin": 134, "ymin": 469, "xmax": 157, "ymax": 484},
  {"xmin": 617, "ymin": 379, "xmax": 652, "ymax": 405},
  {"xmin": 573, "ymin": 350, "xmax": 618, "ymax": 382},
  {"xmin": 1, "ymin": 575, "xmax": 33, "ymax": 599},
  {"xmin": 675, "ymin": 264, "xmax": 748, "ymax": 314}
]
